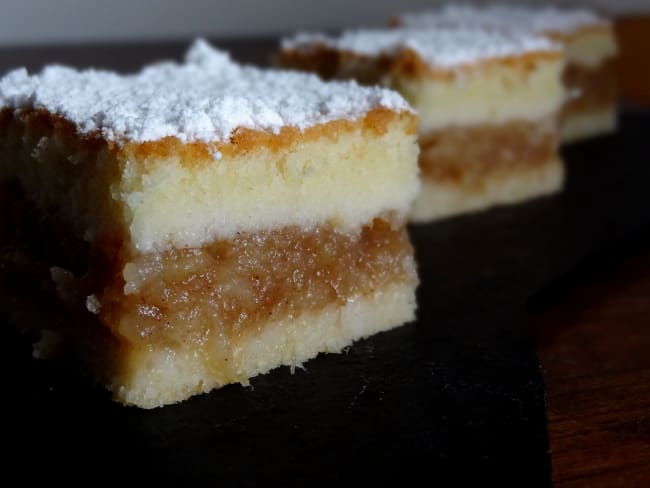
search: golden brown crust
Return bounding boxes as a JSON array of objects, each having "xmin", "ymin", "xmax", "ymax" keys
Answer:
[
  {"xmin": 418, "ymin": 119, "xmax": 557, "ymax": 191},
  {"xmin": 279, "ymin": 44, "xmax": 562, "ymax": 82},
  {"xmin": 392, "ymin": 48, "xmax": 561, "ymax": 81},
  {"xmin": 1, "ymin": 106, "xmax": 417, "ymax": 168},
  {"xmin": 122, "ymin": 107, "xmax": 416, "ymax": 164},
  {"xmin": 0, "ymin": 107, "xmax": 115, "ymax": 154}
]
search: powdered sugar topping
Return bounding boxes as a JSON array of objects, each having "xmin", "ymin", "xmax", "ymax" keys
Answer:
[
  {"xmin": 0, "ymin": 39, "xmax": 411, "ymax": 144},
  {"xmin": 283, "ymin": 27, "xmax": 558, "ymax": 70},
  {"xmin": 398, "ymin": 4, "xmax": 607, "ymax": 35}
]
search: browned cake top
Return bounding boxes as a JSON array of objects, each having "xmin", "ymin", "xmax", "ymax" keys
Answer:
[{"xmin": 0, "ymin": 39, "xmax": 411, "ymax": 147}]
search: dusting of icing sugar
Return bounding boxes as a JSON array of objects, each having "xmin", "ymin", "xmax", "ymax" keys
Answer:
[
  {"xmin": 0, "ymin": 39, "xmax": 411, "ymax": 144},
  {"xmin": 282, "ymin": 27, "xmax": 558, "ymax": 70},
  {"xmin": 397, "ymin": 4, "xmax": 608, "ymax": 35}
]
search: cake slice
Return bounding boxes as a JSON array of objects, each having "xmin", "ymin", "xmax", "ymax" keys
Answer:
[
  {"xmin": 394, "ymin": 4, "xmax": 618, "ymax": 143},
  {"xmin": 279, "ymin": 28, "xmax": 565, "ymax": 221},
  {"xmin": 0, "ymin": 40, "xmax": 420, "ymax": 408}
]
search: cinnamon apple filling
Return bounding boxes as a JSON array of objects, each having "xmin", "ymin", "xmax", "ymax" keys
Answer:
[
  {"xmin": 93, "ymin": 218, "xmax": 416, "ymax": 353},
  {"xmin": 417, "ymin": 119, "xmax": 557, "ymax": 190}
]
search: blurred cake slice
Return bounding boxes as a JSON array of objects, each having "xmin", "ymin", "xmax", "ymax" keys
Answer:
[
  {"xmin": 279, "ymin": 28, "xmax": 565, "ymax": 221},
  {"xmin": 394, "ymin": 4, "xmax": 618, "ymax": 143},
  {"xmin": 0, "ymin": 40, "xmax": 420, "ymax": 408}
]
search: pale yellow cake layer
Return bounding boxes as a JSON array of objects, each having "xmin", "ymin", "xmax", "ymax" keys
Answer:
[
  {"xmin": 411, "ymin": 157, "xmax": 564, "ymax": 222},
  {"xmin": 392, "ymin": 57, "xmax": 565, "ymax": 133},
  {"xmin": 560, "ymin": 105, "xmax": 618, "ymax": 143},
  {"xmin": 111, "ymin": 279, "xmax": 416, "ymax": 408},
  {"xmin": 120, "ymin": 117, "xmax": 419, "ymax": 252},
  {"xmin": 558, "ymin": 26, "xmax": 618, "ymax": 68}
]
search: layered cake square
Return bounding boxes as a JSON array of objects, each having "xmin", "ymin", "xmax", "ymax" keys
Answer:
[
  {"xmin": 0, "ymin": 40, "xmax": 420, "ymax": 408},
  {"xmin": 279, "ymin": 28, "xmax": 565, "ymax": 221},
  {"xmin": 394, "ymin": 4, "xmax": 618, "ymax": 143}
]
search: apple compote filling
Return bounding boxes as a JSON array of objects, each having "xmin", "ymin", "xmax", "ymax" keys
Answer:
[
  {"xmin": 102, "ymin": 218, "xmax": 416, "ymax": 350},
  {"xmin": 418, "ymin": 119, "xmax": 556, "ymax": 190}
]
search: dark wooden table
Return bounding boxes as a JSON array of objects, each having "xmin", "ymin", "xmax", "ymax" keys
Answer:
[
  {"xmin": 529, "ymin": 17, "xmax": 650, "ymax": 485},
  {"xmin": 530, "ymin": 229, "xmax": 650, "ymax": 486}
]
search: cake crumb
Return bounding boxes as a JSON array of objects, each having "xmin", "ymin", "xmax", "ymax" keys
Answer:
[{"xmin": 86, "ymin": 294, "xmax": 101, "ymax": 314}]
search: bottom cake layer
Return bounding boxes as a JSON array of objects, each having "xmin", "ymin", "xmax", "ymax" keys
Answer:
[
  {"xmin": 411, "ymin": 158, "xmax": 564, "ymax": 222},
  {"xmin": 114, "ymin": 280, "xmax": 416, "ymax": 408},
  {"xmin": 560, "ymin": 106, "xmax": 617, "ymax": 144},
  {"xmin": 2, "ymin": 272, "xmax": 416, "ymax": 408}
]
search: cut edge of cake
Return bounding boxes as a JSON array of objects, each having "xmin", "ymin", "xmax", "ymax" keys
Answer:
[
  {"xmin": 278, "ymin": 27, "xmax": 566, "ymax": 222},
  {"xmin": 0, "ymin": 40, "xmax": 421, "ymax": 408},
  {"xmin": 279, "ymin": 28, "xmax": 565, "ymax": 132},
  {"xmin": 389, "ymin": 4, "xmax": 619, "ymax": 143}
]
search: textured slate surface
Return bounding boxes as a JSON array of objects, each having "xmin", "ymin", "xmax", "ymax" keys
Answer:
[{"xmin": 1, "ymin": 40, "xmax": 649, "ymax": 485}]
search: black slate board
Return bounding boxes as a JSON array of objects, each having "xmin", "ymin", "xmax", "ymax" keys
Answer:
[{"xmin": 1, "ymin": 40, "xmax": 650, "ymax": 486}]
